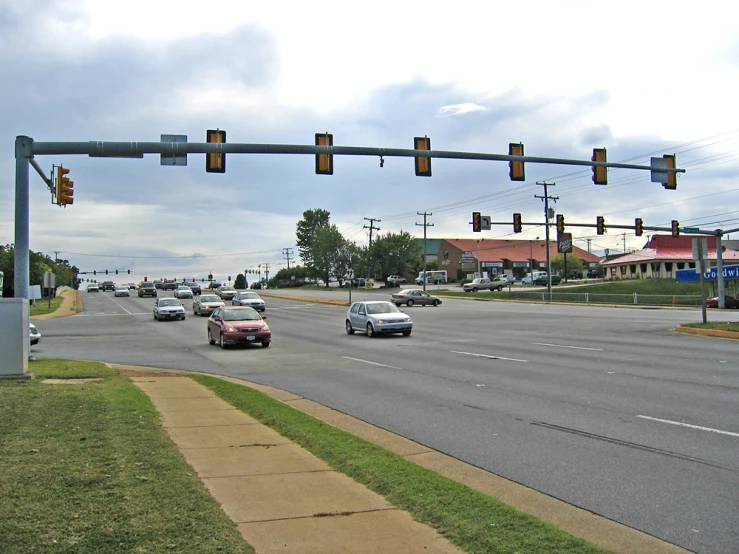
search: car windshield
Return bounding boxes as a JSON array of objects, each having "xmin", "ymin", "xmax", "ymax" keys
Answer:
[
  {"xmin": 223, "ymin": 309, "xmax": 261, "ymax": 321},
  {"xmin": 366, "ymin": 303, "xmax": 400, "ymax": 315},
  {"xmin": 200, "ymin": 295, "xmax": 221, "ymax": 303},
  {"xmin": 177, "ymin": 287, "xmax": 190, "ymax": 290},
  {"xmin": 472, "ymin": 279, "xmax": 483, "ymax": 283},
  {"xmin": 159, "ymin": 299, "xmax": 181, "ymax": 306},
  {"xmin": 220, "ymin": 287, "xmax": 236, "ymax": 292},
  {"xmin": 241, "ymin": 293, "xmax": 260, "ymax": 299}
]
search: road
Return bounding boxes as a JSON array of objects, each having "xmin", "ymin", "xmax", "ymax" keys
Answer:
[{"xmin": 34, "ymin": 288, "xmax": 739, "ymax": 554}]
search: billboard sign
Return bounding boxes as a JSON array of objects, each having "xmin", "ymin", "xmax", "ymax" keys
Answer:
[{"xmin": 557, "ymin": 233, "xmax": 573, "ymax": 253}]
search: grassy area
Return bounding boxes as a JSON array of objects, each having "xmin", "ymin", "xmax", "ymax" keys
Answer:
[
  {"xmin": 681, "ymin": 321, "xmax": 739, "ymax": 332},
  {"xmin": 29, "ymin": 296, "xmax": 64, "ymax": 316},
  {"xmin": 0, "ymin": 359, "xmax": 254, "ymax": 554},
  {"xmin": 193, "ymin": 374, "xmax": 612, "ymax": 554}
]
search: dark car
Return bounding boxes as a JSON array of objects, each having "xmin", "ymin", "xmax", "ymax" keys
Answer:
[
  {"xmin": 161, "ymin": 279, "xmax": 178, "ymax": 291},
  {"xmin": 101, "ymin": 281, "xmax": 116, "ymax": 292},
  {"xmin": 533, "ymin": 275, "xmax": 562, "ymax": 286},
  {"xmin": 207, "ymin": 306, "xmax": 271, "ymax": 348},
  {"xmin": 138, "ymin": 282, "xmax": 157, "ymax": 297},
  {"xmin": 183, "ymin": 281, "xmax": 201, "ymax": 295},
  {"xmin": 706, "ymin": 295, "xmax": 739, "ymax": 308}
]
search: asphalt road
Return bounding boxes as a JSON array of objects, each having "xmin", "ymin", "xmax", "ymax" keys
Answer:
[{"xmin": 35, "ymin": 288, "xmax": 739, "ymax": 554}]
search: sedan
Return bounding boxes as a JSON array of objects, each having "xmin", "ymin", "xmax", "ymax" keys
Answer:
[
  {"xmin": 114, "ymin": 286, "xmax": 130, "ymax": 297},
  {"xmin": 193, "ymin": 294, "xmax": 225, "ymax": 317},
  {"xmin": 153, "ymin": 298, "xmax": 186, "ymax": 321},
  {"xmin": 173, "ymin": 286, "xmax": 194, "ymax": 299},
  {"xmin": 208, "ymin": 306, "xmax": 271, "ymax": 349},
  {"xmin": 346, "ymin": 301, "xmax": 413, "ymax": 337},
  {"xmin": 29, "ymin": 323, "xmax": 41, "ymax": 345},
  {"xmin": 391, "ymin": 288, "xmax": 442, "ymax": 307},
  {"xmin": 87, "ymin": 283, "xmax": 99, "ymax": 292},
  {"xmin": 706, "ymin": 295, "xmax": 739, "ymax": 308},
  {"xmin": 216, "ymin": 286, "xmax": 238, "ymax": 300},
  {"xmin": 232, "ymin": 291, "xmax": 266, "ymax": 311}
]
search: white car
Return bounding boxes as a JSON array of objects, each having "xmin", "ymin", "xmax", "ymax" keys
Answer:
[
  {"xmin": 231, "ymin": 291, "xmax": 266, "ymax": 311},
  {"xmin": 29, "ymin": 323, "xmax": 41, "ymax": 345},
  {"xmin": 193, "ymin": 294, "xmax": 225, "ymax": 317},
  {"xmin": 386, "ymin": 275, "xmax": 407, "ymax": 285},
  {"xmin": 173, "ymin": 286, "xmax": 194, "ymax": 299},
  {"xmin": 153, "ymin": 298, "xmax": 186, "ymax": 321},
  {"xmin": 87, "ymin": 283, "xmax": 99, "ymax": 292},
  {"xmin": 114, "ymin": 286, "xmax": 130, "ymax": 297},
  {"xmin": 345, "ymin": 300, "xmax": 413, "ymax": 337}
]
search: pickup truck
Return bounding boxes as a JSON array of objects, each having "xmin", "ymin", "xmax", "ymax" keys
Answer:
[
  {"xmin": 462, "ymin": 278, "xmax": 507, "ymax": 292},
  {"xmin": 160, "ymin": 279, "xmax": 178, "ymax": 291}
]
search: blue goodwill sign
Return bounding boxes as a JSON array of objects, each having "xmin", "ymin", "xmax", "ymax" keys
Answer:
[{"xmin": 676, "ymin": 264, "xmax": 739, "ymax": 283}]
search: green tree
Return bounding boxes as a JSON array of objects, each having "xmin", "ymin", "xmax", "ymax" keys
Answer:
[
  {"xmin": 295, "ymin": 209, "xmax": 331, "ymax": 272},
  {"xmin": 312, "ymin": 224, "xmax": 355, "ymax": 285},
  {"xmin": 551, "ymin": 253, "xmax": 585, "ymax": 279},
  {"xmin": 369, "ymin": 231, "xmax": 421, "ymax": 281}
]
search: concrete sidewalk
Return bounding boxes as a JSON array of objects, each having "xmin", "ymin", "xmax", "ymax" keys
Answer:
[{"xmin": 118, "ymin": 365, "xmax": 690, "ymax": 554}]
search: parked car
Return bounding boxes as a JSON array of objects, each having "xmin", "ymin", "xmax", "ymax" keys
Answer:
[
  {"xmin": 345, "ymin": 301, "xmax": 413, "ymax": 337},
  {"xmin": 216, "ymin": 286, "xmax": 238, "ymax": 300},
  {"xmin": 533, "ymin": 274, "xmax": 562, "ymax": 286},
  {"xmin": 173, "ymin": 286, "xmax": 194, "ymax": 299},
  {"xmin": 29, "ymin": 323, "xmax": 41, "ymax": 345},
  {"xmin": 463, "ymin": 278, "xmax": 496, "ymax": 292},
  {"xmin": 386, "ymin": 275, "xmax": 407, "ymax": 286},
  {"xmin": 87, "ymin": 283, "xmax": 99, "ymax": 292},
  {"xmin": 193, "ymin": 294, "xmax": 225, "ymax": 316},
  {"xmin": 153, "ymin": 298, "xmax": 186, "ymax": 321},
  {"xmin": 706, "ymin": 295, "xmax": 739, "ymax": 308},
  {"xmin": 114, "ymin": 285, "xmax": 130, "ymax": 297},
  {"xmin": 493, "ymin": 275, "xmax": 515, "ymax": 286},
  {"xmin": 390, "ymin": 289, "xmax": 442, "ymax": 307},
  {"xmin": 208, "ymin": 306, "xmax": 271, "ymax": 349},
  {"xmin": 232, "ymin": 291, "xmax": 266, "ymax": 311},
  {"xmin": 101, "ymin": 281, "xmax": 116, "ymax": 292},
  {"xmin": 138, "ymin": 282, "xmax": 157, "ymax": 297}
]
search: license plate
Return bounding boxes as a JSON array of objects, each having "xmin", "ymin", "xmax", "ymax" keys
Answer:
[{"xmin": 246, "ymin": 336, "xmax": 255, "ymax": 340}]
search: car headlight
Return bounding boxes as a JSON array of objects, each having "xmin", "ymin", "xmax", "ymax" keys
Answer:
[
  {"xmin": 377, "ymin": 319, "xmax": 386, "ymax": 324},
  {"xmin": 262, "ymin": 324, "xmax": 270, "ymax": 331},
  {"xmin": 226, "ymin": 326, "xmax": 237, "ymax": 332}
]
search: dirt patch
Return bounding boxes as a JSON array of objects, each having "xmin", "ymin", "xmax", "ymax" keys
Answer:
[{"xmin": 42, "ymin": 378, "xmax": 104, "ymax": 385}]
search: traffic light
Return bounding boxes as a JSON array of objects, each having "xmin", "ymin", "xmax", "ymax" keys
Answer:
[
  {"xmin": 414, "ymin": 136, "xmax": 432, "ymax": 177},
  {"xmin": 93, "ymin": 270, "xmax": 96, "ymax": 275},
  {"xmin": 144, "ymin": 276, "xmax": 147, "ymax": 281},
  {"xmin": 115, "ymin": 270, "xmax": 118, "ymax": 275},
  {"xmin": 556, "ymin": 214, "xmax": 565, "ymax": 234},
  {"xmin": 56, "ymin": 166, "xmax": 74, "ymax": 206},
  {"xmin": 591, "ymin": 148, "xmax": 607, "ymax": 185},
  {"xmin": 596, "ymin": 216, "xmax": 605, "ymax": 235},
  {"xmin": 671, "ymin": 220, "xmax": 680, "ymax": 237},
  {"xmin": 206, "ymin": 129, "xmax": 226, "ymax": 173},
  {"xmin": 127, "ymin": 269, "xmax": 130, "ymax": 274},
  {"xmin": 472, "ymin": 212, "xmax": 482, "ymax": 232},
  {"xmin": 635, "ymin": 218, "xmax": 643, "ymax": 236},
  {"xmin": 513, "ymin": 212, "xmax": 522, "ymax": 233},
  {"xmin": 315, "ymin": 132, "xmax": 333, "ymax": 175},
  {"xmin": 105, "ymin": 269, "xmax": 109, "ymax": 275},
  {"xmin": 508, "ymin": 142, "xmax": 525, "ymax": 181},
  {"xmin": 663, "ymin": 154, "xmax": 677, "ymax": 190}
]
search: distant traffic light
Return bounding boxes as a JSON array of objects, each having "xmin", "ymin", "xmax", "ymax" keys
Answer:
[
  {"xmin": 596, "ymin": 216, "xmax": 606, "ymax": 235},
  {"xmin": 671, "ymin": 220, "xmax": 680, "ymax": 237},
  {"xmin": 206, "ymin": 129, "xmax": 226, "ymax": 173},
  {"xmin": 663, "ymin": 154, "xmax": 677, "ymax": 190},
  {"xmin": 472, "ymin": 211, "xmax": 482, "ymax": 232},
  {"xmin": 556, "ymin": 214, "xmax": 565, "ymax": 234},
  {"xmin": 508, "ymin": 142, "xmax": 525, "ymax": 182},
  {"xmin": 56, "ymin": 166, "xmax": 74, "ymax": 206},
  {"xmin": 105, "ymin": 269, "xmax": 109, "ymax": 275},
  {"xmin": 315, "ymin": 132, "xmax": 334, "ymax": 175},
  {"xmin": 635, "ymin": 218, "xmax": 643, "ymax": 236},
  {"xmin": 591, "ymin": 148, "xmax": 607, "ymax": 185},
  {"xmin": 115, "ymin": 270, "xmax": 118, "ymax": 275},
  {"xmin": 127, "ymin": 269, "xmax": 130, "ymax": 274},
  {"xmin": 513, "ymin": 212, "xmax": 522, "ymax": 233},
  {"xmin": 414, "ymin": 136, "xmax": 432, "ymax": 177},
  {"xmin": 93, "ymin": 270, "xmax": 96, "ymax": 275}
]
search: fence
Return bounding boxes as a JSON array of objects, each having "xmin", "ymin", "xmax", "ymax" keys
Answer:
[{"xmin": 508, "ymin": 292, "xmax": 704, "ymax": 307}]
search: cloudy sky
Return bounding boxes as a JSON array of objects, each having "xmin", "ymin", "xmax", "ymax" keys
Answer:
[{"xmin": 2, "ymin": 0, "xmax": 739, "ymax": 284}]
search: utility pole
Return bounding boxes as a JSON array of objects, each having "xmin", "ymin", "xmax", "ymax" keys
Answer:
[
  {"xmin": 283, "ymin": 248, "xmax": 294, "ymax": 269},
  {"xmin": 535, "ymin": 181, "xmax": 558, "ymax": 300},
  {"xmin": 586, "ymin": 238, "xmax": 592, "ymax": 253},
  {"xmin": 53, "ymin": 250, "xmax": 60, "ymax": 263},
  {"xmin": 415, "ymin": 211, "xmax": 433, "ymax": 291},
  {"xmin": 364, "ymin": 217, "xmax": 381, "ymax": 248},
  {"xmin": 263, "ymin": 263, "xmax": 271, "ymax": 284}
]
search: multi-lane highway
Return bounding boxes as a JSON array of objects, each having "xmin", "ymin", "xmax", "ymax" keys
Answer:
[{"xmin": 35, "ymin": 288, "xmax": 739, "ymax": 554}]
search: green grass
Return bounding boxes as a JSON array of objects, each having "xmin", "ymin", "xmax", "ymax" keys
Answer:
[
  {"xmin": 29, "ymin": 296, "xmax": 65, "ymax": 316},
  {"xmin": 192, "ymin": 374, "xmax": 613, "ymax": 554},
  {"xmin": 0, "ymin": 359, "xmax": 254, "ymax": 554},
  {"xmin": 681, "ymin": 321, "xmax": 739, "ymax": 332}
]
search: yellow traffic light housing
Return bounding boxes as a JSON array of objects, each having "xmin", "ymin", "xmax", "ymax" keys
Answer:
[
  {"xmin": 635, "ymin": 218, "xmax": 643, "ymax": 236},
  {"xmin": 556, "ymin": 214, "xmax": 565, "ymax": 234},
  {"xmin": 671, "ymin": 220, "xmax": 680, "ymax": 237},
  {"xmin": 591, "ymin": 148, "xmax": 607, "ymax": 185},
  {"xmin": 206, "ymin": 129, "xmax": 226, "ymax": 173},
  {"xmin": 56, "ymin": 166, "xmax": 74, "ymax": 206},
  {"xmin": 513, "ymin": 212, "xmax": 522, "ymax": 233},
  {"xmin": 472, "ymin": 211, "xmax": 482, "ymax": 232},
  {"xmin": 596, "ymin": 216, "xmax": 605, "ymax": 235},
  {"xmin": 414, "ymin": 136, "xmax": 432, "ymax": 177},
  {"xmin": 315, "ymin": 132, "xmax": 333, "ymax": 175},
  {"xmin": 508, "ymin": 142, "xmax": 525, "ymax": 181},
  {"xmin": 663, "ymin": 154, "xmax": 677, "ymax": 190}
]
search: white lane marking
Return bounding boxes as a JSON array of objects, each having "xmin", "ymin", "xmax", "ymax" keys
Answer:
[
  {"xmin": 450, "ymin": 351, "xmax": 528, "ymax": 363},
  {"xmin": 342, "ymin": 357, "xmax": 402, "ymax": 370},
  {"xmin": 637, "ymin": 415, "xmax": 739, "ymax": 438},
  {"xmin": 534, "ymin": 343, "xmax": 603, "ymax": 351},
  {"xmin": 107, "ymin": 296, "xmax": 133, "ymax": 315}
]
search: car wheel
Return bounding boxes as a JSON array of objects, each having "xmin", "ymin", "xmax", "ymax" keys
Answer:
[
  {"xmin": 219, "ymin": 333, "xmax": 227, "ymax": 349},
  {"xmin": 153, "ymin": 313, "xmax": 158, "ymax": 320},
  {"xmin": 345, "ymin": 320, "xmax": 355, "ymax": 334},
  {"xmin": 208, "ymin": 328, "xmax": 216, "ymax": 345},
  {"xmin": 406, "ymin": 299, "xmax": 414, "ymax": 307},
  {"xmin": 432, "ymin": 299, "xmax": 440, "ymax": 306},
  {"xmin": 180, "ymin": 315, "xmax": 186, "ymax": 320},
  {"xmin": 262, "ymin": 341, "xmax": 270, "ymax": 348},
  {"xmin": 366, "ymin": 323, "xmax": 375, "ymax": 337},
  {"xmin": 402, "ymin": 330, "xmax": 412, "ymax": 336},
  {"xmin": 471, "ymin": 287, "xmax": 478, "ymax": 292},
  {"xmin": 496, "ymin": 286, "xmax": 503, "ymax": 291}
]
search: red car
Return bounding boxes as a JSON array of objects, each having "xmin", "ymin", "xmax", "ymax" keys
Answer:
[
  {"xmin": 207, "ymin": 306, "xmax": 271, "ymax": 349},
  {"xmin": 706, "ymin": 295, "xmax": 739, "ymax": 309}
]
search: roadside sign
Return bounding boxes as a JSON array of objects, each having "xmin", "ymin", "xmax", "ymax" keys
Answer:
[
  {"xmin": 684, "ymin": 227, "xmax": 701, "ymax": 234},
  {"xmin": 692, "ymin": 238, "xmax": 708, "ymax": 261},
  {"xmin": 557, "ymin": 233, "xmax": 573, "ymax": 253},
  {"xmin": 480, "ymin": 215, "xmax": 491, "ymax": 231},
  {"xmin": 160, "ymin": 134, "xmax": 188, "ymax": 166}
]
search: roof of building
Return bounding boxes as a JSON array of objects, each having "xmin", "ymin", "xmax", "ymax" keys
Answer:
[
  {"xmin": 602, "ymin": 235, "xmax": 739, "ymax": 266},
  {"xmin": 441, "ymin": 239, "xmax": 601, "ymax": 264}
]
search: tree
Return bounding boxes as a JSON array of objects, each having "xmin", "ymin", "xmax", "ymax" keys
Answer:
[
  {"xmin": 295, "ymin": 209, "xmax": 331, "ymax": 272},
  {"xmin": 550, "ymin": 253, "xmax": 585, "ymax": 279},
  {"xmin": 368, "ymin": 231, "xmax": 421, "ymax": 281},
  {"xmin": 312, "ymin": 224, "xmax": 355, "ymax": 285}
]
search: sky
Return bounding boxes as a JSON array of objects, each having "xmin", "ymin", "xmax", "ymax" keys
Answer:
[{"xmin": 2, "ymin": 0, "xmax": 739, "ymax": 285}]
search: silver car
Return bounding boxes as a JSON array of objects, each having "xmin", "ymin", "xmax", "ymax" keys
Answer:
[
  {"xmin": 114, "ymin": 286, "xmax": 130, "ymax": 297},
  {"xmin": 153, "ymin": 298, "xmax": 186, "ymax": 321},
  {"xmin": 174, "ymin": 286, "xmax": 194, "ymax": 299},
  {"xmin": 345, "ymin": 301, "xmax": 413, "ymax": 337},
  {"xmin": 193, "ymin": 294, "xmax": 225, "ymax": 317},
  {"xmin": 29, "ymin": 323, "xmax": 41, "ymax": 345},
  {"xmin": 231, "ymin": 291, "xmax": 266, "ymax": 311},
  {"xmin": 390, "ymin": 289, "xmax": 442, "ymax": 307}
]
